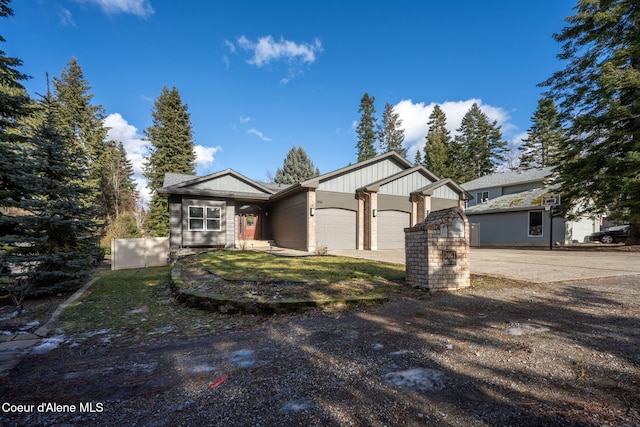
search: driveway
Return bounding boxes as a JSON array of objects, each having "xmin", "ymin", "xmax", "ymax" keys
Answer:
[{"xmin": 329, "ymin": 248, "xmax": 640, "ymax": 283}]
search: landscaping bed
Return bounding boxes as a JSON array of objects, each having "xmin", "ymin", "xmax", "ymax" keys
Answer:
[{"xmin": 171, "ymin": 251, "xmax": 403, "ymax": 314}]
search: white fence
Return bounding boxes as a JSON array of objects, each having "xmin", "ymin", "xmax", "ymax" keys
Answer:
[{"xmin": 111, "ymin": 237, "xmax": 170, "ymax": 270}]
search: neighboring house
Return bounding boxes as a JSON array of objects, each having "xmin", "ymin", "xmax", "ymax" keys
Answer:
[
  {"xmin": 461, "ymin": 167, "xmax": 598, "ymax": 247},
  {"xmin": 159, "ymin": 152, "xmax": 468, "ymax": 251}
]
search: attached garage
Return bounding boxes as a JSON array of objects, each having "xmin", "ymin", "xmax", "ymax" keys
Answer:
[
  {"xmin": 377, "ymin": 210, "xmax": 410, "ymax": 249},
  {"xmin": 316, "ymin": 208, "xmax": 357, "ymax": 249}
]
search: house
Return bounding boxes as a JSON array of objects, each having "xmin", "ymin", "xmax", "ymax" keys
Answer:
[
  {"xmin": 159, "ymin": 152, "xmax": 469, "ymax": 252},
  {"xmin": 461, "ymin": 167, "xmax": 598, "ymax": 247}
]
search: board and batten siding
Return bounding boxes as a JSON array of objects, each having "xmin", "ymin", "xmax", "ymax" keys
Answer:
[
  {"xmin": 271, "ymin": 191, "xmax": 309, "ymax": 250},
  {"xmin": 378, "ymin": 173, "xmax": 433, "ymax": 196},
  {"xmin": 318, "ymin": 159, "xmax": 405, "ymax": 193},
  {"xmin": 191, "ymin": 175, "xmax": 268, "ymax": 194}
]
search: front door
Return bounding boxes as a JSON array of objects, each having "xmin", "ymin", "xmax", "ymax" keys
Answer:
[{"xmin": 239, "ymin": 214, "xmax": 260, "ymax": 240}]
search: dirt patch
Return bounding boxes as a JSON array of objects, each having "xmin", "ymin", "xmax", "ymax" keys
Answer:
[{"xmin": 1, "ymin": 273, "xmax": 639, "ymax": 426}]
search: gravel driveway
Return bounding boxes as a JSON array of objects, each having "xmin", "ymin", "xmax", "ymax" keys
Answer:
[{"xmin": 1, "ymin": 272, "xmax": 639, "ymax": 426}]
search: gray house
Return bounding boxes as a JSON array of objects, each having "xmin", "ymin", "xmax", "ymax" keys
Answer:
[
  {"xmin": 159, "ymin": 152, "xmax": 468, "ymax": 251},
  {"xmin": 461, "ymin": 167, "xmax": 598, "ymax": 246}
]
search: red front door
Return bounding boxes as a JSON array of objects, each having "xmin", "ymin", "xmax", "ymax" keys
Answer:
[{"xmin": 239, "ymin": 214, "xmax": 260, "ymax": 240}]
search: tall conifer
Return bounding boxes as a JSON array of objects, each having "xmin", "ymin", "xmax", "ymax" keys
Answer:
[
  {"xmin": 355, "ymin": 93, "xmax": 377, "ymax": 162},
  {"xmin": 378, "ymin": 103, "xmax": 406, "ymax": 158},
  {"xmin": 143, "ymin": 86, "xmax": 196, "ymax": 236},
  {"xmin": 274, "ymin": 146, "xmax": 320, "ymax": 184},
  {"xmin": 519, "ymin": 98, "xmax": 564, "ymax": 169},
  {"xmin": 424, "ymin": 105, "xmax": 451, "ymax": 177}
]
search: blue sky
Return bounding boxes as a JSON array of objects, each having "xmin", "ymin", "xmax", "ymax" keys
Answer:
[{"xmin": 5, "ymin": 0, "xmax": 575, "ymax": 201}]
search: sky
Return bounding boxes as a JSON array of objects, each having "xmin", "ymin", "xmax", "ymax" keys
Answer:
[{"xmin": 4, "ymin": 0, "xmax": 576, "ymax": 202}]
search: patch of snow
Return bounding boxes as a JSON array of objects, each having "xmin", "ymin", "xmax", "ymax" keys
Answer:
[
  {"xmin": 186, "ymin": 364, "xmax": 216, "ymax": 374},
  {"xmin": 506, "ymin": 328, "xmax": 523, "ymax": 336},
  {"xmin": 506, "ymin": 323, "xmax": 550, "ymax": 336},
  {"xmin": 31, "ymin": 335, "xmax": 65, "ymax": 354},
  {"xmin": 19, "ymin": 321, "xmax": 40, "ymax": 331},
  {"xmin": 230, "ymin": 349, "xmax": 256, "ymax": 368},
  {"xmin": 0, "ymin": 311, "xmax": 18, "ymax": 321},
  {"xmin": 390, "ymin": 350, "xmax": 412, "ymax": 356},
  {"xmin": 83, "ymin": 329, "xmax": 111, "ymax": 337},
  {"xmin": 372, "ymin": 343, "xmax": 384, "ymax": 350},
  {"xmin": 280, "ymin": 398, "xmax": 315, "ymax": 413},
  {"xmin": 384, "ymin": 368, "xmax": 446, "ymax": 392}
]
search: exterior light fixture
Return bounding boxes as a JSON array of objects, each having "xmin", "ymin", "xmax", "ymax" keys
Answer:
[
  {"xmin": 372, "ymin": 209, "xmax": 377, "ymax": 217},
  {"xmin": 310, "ymin": 208, "xmax": 315, "ymax": 216}
]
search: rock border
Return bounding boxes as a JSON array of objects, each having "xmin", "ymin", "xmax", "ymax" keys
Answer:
[{"xmin": 169, "ymin": 264, "xmax": 389, "ymax": 315}]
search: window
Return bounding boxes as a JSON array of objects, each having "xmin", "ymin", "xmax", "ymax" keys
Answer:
[
  {"xmin": 476, "ymin": 191, "xmax": 489, "ymax": 204},
  {"xmin": 189, "ymin": 206, "xmax": 221, "ymax": 231},
  {"xmin": 528, "ymin": 211, "xmax": 543, "ymax": 237}
]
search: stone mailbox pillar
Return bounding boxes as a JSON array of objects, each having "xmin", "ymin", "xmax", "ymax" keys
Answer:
[{"xmin": 404, "ymin": 207, "xmax": 470, "ymax": 290}]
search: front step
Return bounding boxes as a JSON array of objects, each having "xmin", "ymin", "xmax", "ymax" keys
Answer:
[{"xmin": 236, "ymin": 240, "xmax": 275, "ymax": 250}]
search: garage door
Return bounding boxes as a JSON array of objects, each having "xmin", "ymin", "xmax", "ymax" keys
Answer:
[
  {"xmin": 316, "ymin": 208, "xmax": 356, "ymax": 250},
  {"xmin": 378, "ymin": 210, "xmax": 410, "ymax": 249}
]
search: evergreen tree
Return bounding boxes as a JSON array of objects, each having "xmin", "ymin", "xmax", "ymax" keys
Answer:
[
  {"xmin": 98, "ymin": 140, "xmax": 137, "ymax": 221},
  {"xmin": 274, "ymin": 146, "xmax": 320, "ymax": 184},
  {"xmin": 424, "ymin": 104, "xmax": 452, "ymax": 177},
  {"xmin": 143, "ymin": 86, "xmax": 196, "ymax": 236},
  {"xmin": 52, "ymin": 58, "xmax": 108, "ymax": 215},
  {"xmin": 0, "ymin": 0, "xmax": 32, "ymax": 205},
  {"xmin": 414, "ymin": 149, "xmax": 423, "ymax": 166},
  {"xmin": 7, "ymin": 89, "xmax": 99, "ymax": 292},
  {"xmin": 377, "ymin": 102, "xmax": 406, "ymax": 158},
  {"xmin": 453, "ymin": 103, "xmax": 507, "ymax": 182},
  {"xmin": 519, "ymin": 97, "xmax": 565, "ymax": 169},
  {"xmin": 355, "ymin": 92, "xmax": 377, "ymax": 162},
  {"xmin": 542, "ymin": 0, "xmax": 640, "ymax": 244}
]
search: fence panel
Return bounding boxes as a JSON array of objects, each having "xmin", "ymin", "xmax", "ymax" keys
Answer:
[{"xmin": 111, "ymin": 237, "xmax": 170, "ymax": 270}]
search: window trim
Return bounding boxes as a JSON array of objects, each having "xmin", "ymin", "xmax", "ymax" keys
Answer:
[
  {"xmin": 188, "ymin": 205, "xmax": 222, "ymax": 231},
  {"xmin": 528, "ymin": 210, "xmax": 544, "ymax": 237},
  {"xmin": 476, "ymin": 191, "xmax": 489, "ymax": 204}
]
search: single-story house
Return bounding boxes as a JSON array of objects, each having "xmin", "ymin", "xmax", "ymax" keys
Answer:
[
  {"xmin": 159, "ymin": 151, "xmax": 469, "ymax": 252},
  {"xmin": 461, "ymin": 167, "xmax": 599, "ymax": 246}
]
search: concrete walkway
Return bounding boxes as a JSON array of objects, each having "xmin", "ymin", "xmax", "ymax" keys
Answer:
[{"xmin": 0, "ymin": 278, "xmax": 99, "ymax": 376}]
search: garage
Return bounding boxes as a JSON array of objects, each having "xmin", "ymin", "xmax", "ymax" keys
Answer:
[
  {"xmin": 377, "ymin": 210, "xmax": 410, "ymax": 249},
  {"xmin": 315, "ymin": 208, "xmax": 357, "ymax": 249}
]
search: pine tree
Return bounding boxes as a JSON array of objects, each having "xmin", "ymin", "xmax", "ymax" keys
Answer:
[
  {"xmin": 0, "ymin": 0, "xmax": 32, "ymax": 205},
  {"xmin": 52, "ymin": 58, "xmax": 108, "ymax": 215},
  {"xmin": 378, "ymin": 102, "xmax": 406, "ymax": 158},
  {"xmin": 453, "ymin": 103, "xmax": 507, "ymax": 182},
  {"xmin": 519, "ymin": 98, "xmax": 564, "ymax": 169},
  {"xmin": 355, "ymin": 93, "xmax": 377, "ymax": 162},
  {"xmin": 98, "ymin": 140, "xmax": 137, "ymax": 221},
  {"xmin": 143, "ymin": 86, "xmax": 196, "ymax": 236},
  {"xmin": 274, "ymin": 146, "xmax": 320, "ymax": 184},
  {"xmin": 414, "ymin": 149, "xmax": 423, "ymax": 166},
  {"xmin": 424, "ymin": 104, "xmax": 452, "ymax": 177},
  {"xmin": 7, "ymin": 89, "xmax": 100, "ymax": 292},
  {"xmin": 542, "ymin": 0, "xmax": 640, "ymax": 244}
]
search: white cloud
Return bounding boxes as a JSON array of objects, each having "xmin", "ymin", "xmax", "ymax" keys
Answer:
[
  {"xmin": 239, "ymin": 116, "xmax": 253, "ymax": 123},
  {"xmin": 393, "ymin": 99, "xmax": 515, "ymax": 160},
  {"xmin": 236, "ymin": 35, "xmax": 322, "ymax": 67},
  {"xmin": 194, "ymin": 144, "xmax": 221, "ymax": 172},
  {"xmin": 247, "ymin": 128, "xmax": 272, "ymax": 142},
  {"xmin": 57, "ymin": 7, "xmax": 75, "ymax": 26},
  {"xmin": 104, "ymin": 113, "xmax": 150, "ymax": 202},
  {"xmin": 79, "ymin": 0, "xmax": 154, "ymax": 17}
]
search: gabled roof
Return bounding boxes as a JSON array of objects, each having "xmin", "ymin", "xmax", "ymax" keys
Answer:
[
  {"xmin": 301, "ymin": 151, "xmax": 414, "ymax": 188},
  {"xmin": 461, "ymin": 167, "xmax": 555, "ymax": 191},
  {"xmin": 163, "ymin": 173, "xmax": 197, "ymax": 188},
  {"xmin": 411, "ymin": 178, "xmax": 471, "ymax": 200},
  {"xmin": 357, "ymin": 166, "xmax": 439, "ymax": 192},
  {"xmin": 159, "ymin": 169, "xmax": 275, "ymax": 200}
]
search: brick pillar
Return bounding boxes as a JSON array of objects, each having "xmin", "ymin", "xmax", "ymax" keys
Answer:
[{"xmin": 410, "ymin": 194, "xmax": 419, "ymax": 226}]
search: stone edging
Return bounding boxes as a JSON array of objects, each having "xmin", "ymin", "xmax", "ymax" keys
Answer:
[{"xmin": 169, "ymin": 264, "xmax": 388, "ymax": 315}]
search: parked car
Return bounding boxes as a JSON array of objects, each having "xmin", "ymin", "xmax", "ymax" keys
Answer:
[{"xmin": 590, "ymin": 225, "xmax": 630, "ymax": 244}]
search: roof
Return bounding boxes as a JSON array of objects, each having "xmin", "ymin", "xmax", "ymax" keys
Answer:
[
  {"xmin": 159, "ymin": 169, "xmax": 275, "ymax": 198},
  {"xmin": 461, "ymin": 167, "xmax": 555, "ymax": 191},
  {"xmin": 357, "ymin": 166, "xmax": 439, "ymax": 192},
  {"xmin": 411, "ymin": 178, "xmax": 470, "ymax": 200},
  {"xmin": 465, "ymin": 187, "xmax": 551, "ymax": 214},
  {"xmin": 162, "ymin": 173, "xmax": 197, "ymax": 188}
]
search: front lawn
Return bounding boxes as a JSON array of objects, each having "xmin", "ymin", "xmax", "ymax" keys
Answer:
[{"xmin": 196, "ymin": 250, "xmax": 406, "ymax": 284}]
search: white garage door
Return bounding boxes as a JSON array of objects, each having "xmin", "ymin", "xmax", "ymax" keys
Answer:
[
  {"xmin": 316, "ymin": 208, "xmax": 356, "ymax": 250},
  {"xmin": 378, "ymin": 210, "xmax": 410, "ymax": 249}
]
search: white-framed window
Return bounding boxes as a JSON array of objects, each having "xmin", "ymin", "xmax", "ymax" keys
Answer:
[
  {"xmin": 528, "ymin": 211, "xmax": 543, "ymax": 237},
  {"xmin": 476, "ymin": 191, "xmax": 489, "ymax": 204},
  {"xmin": 188, "ymin": 206, "xmax": 221, "ymax": 231}
]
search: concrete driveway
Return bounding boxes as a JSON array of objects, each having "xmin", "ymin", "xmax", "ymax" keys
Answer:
[{"xmin": 329, "ymin": 248, "xmax": 640, "ymax": 283}]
